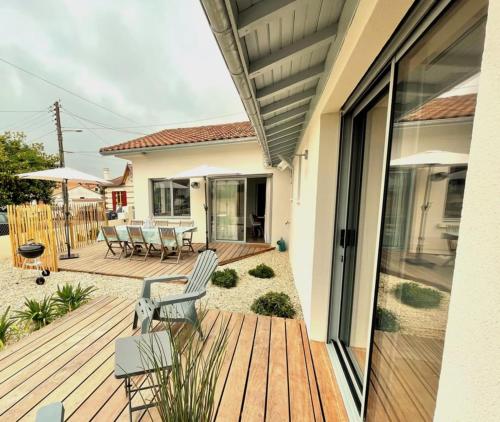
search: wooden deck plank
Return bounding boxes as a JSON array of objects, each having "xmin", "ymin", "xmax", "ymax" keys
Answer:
[
  {"xmin": 266, "ymin": 317, "xmax": 289, "ymax": 421},
  {"xmin": 241, "ymin": 316, "xmax": 271, "ymax": 422},
  {"xmin": 286, "ymin": 319, "xmax": 315, "ymax": 422},
  {"xmin": 300, "ymin": 322, "xmax": 324, "ymax": 422},
  {"xmin": 309, "ymin": 341, "xmax": 348, "ymax": 422},
  {"xmin": 216, "ymin": 314, "xmax": 258, "ymax": 421}
]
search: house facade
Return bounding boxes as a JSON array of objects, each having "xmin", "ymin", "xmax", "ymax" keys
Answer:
[
  {"xmin": 197, "ymin": 0, "xmax": 499, "ymax": 421},
  {"xmin": 100, "ymin": 122, "xmax": 291, "ymax": 245},
  {"xmin": 103, "ymin": 164, "xmax": 135, "ymax": 217},
  {"xmin": 52, "ymin": 183, "xmax": 103, "ymax": 205}
]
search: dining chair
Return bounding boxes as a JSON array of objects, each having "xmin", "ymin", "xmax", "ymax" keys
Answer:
[
  {"xmin": 130, "ymin": 219, "xmax": 144, "ymax": 226},
  {"xmin": 126, "ymin": 226, "xmax": 154, "ymax": 261},
  {"xmin": 179, "ymin": 220, "xmax": 195, "ymax": 253},
  {"xmin": 158, "ymin": 227, "xmax": 182, "ymax": 263},
  {"xmin": 154, "ymin": 220, "xmax": 170, "ymax": 227},
  {"xmin": 102, "ymin": 226, "xmax": 128, "ymax": 259},
  {"xmin": 167, "ymin": 220, "xmax": 180, "ymax": 227},
  {"xmin": 249, "ymin": 214, "xmax": 263, "ymax": 238}
]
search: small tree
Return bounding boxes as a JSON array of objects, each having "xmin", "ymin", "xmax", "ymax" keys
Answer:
[{"xmin": 0, "ymin": 132, "xmax": 58, "ymax": 207}]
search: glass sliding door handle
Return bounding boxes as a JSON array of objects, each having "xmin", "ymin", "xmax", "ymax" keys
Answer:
[
  {"xmin": 340, "ymin": 229, "xmax": 356, "ymax": 247},
  {"xmin": 340, "ymin": 229, "xmax": 346, "ymax": 247}
]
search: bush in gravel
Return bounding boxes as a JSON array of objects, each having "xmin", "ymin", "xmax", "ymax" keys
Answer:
[
  {"xmin": 375, "ymin": 307, "xmax": 400, "ymax": 332},
  {"xmin": 0, "ymin": 306, "xmax": 14, "ymax": 349},
  {"xmin": 211, "ymin": 269, "xmax": 238, "ymax": 289},
  {"xmin": 54, "ymin": 283, "xmax": 97, "ymax": 315},
  {"xmin": 248, "ymin": 263, "xmax": 275, "ymax": 279},
  {"xmin": 393, "ymin": 282, "xmax": 442, "ymax": 309},
  {"xmin": 15, "ymin": 296, "xmax": 57, "ymax": 330},
  {"xmin": 251, "ymin": 292, "xmax": 296, "ymax": 318}
]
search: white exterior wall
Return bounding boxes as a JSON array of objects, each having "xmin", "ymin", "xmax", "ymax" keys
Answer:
[
  {"xmin": 123, "ymin": 140, "xmax": 291, "ymax": 245},
  {"xmin": 52, "ymin": 186, "xmax": 103, "ymax": 204},
  {"xmin": 434, "ymin": 1, "xmax": 500, "ymax": 419}
]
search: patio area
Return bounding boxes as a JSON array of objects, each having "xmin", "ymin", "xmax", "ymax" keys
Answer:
[
  {"xmin": 0, "ymin": 297, "xmax": 347, "ymax": 421},
  {"xmin": 58, "ymin": 241, "xmax": 274, "ymax": 279}
]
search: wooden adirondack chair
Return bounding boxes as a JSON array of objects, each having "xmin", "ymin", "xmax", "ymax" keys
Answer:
[{"xmin": 132, "ymin": 250, "xmax": 218, "ymax": 339}]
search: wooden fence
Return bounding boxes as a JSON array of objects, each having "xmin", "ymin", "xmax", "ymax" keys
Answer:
[
  {"xmin": 7, "ymin": 204, "xmax": 59, "ymax": 271},
  {"xmin": 7, "ymin": 202, "xmax": 107, "ymax": 271}
]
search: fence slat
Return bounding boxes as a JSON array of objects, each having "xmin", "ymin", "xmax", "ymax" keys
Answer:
[{"xmin": 8, "ymin": 202, "xmax": 108, "ymax": 271}]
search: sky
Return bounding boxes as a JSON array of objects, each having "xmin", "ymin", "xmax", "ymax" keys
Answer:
[{"xmin": 0, "ymin": 0, "xmax": 247, "ymax": 178}]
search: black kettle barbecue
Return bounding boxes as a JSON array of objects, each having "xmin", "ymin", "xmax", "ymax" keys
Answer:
[{"xmin": 18, "ymin": 241, "xmax": 51, "ymax": 285}]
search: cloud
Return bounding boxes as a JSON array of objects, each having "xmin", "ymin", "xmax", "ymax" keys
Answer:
[{"xmin": 0, "ymin": 0, "xmax": 247, "ymax": 177}]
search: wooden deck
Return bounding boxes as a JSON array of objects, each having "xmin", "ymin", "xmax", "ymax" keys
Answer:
[
  {"xmin": 58, "ymin": 242, "xmax": 274, "ymax": 279},
  {"xmin": 0, "ymin": 297, "xmax": 347, "ymax": 421}
]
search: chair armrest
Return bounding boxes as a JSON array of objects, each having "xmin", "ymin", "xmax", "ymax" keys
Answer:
[
  {"xmin": 157, "ymin": 291, "xmax": 206, "ymax": 306},
  {"xmin": 141, "ymin": 275, "xmax": 189, "ymax": 298}
]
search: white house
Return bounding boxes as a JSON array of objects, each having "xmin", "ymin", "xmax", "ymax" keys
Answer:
[
  {"xmin": 103, "ymin": 164, "xmax": 135, "ymax": 218},
  {"xmin": 52, "ymin": 183, "xmax": 103, "ymax": 205},
  {"xmin": 101, "ymin": 122, "xmax": 290, "ymax": 245}
]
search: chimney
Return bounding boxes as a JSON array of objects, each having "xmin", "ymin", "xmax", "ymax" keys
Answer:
[{"xmin": 103, "ymin": 168, "xmax": 111, "ymax": 180}]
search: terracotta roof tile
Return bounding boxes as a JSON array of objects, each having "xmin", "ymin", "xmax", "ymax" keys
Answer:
[
  {"xmin": 401, "ymin": 94, "xmax": 476, "ymax": 122},
  {"xmin": 100, "ymin": 121, "xmax": 255, "ymax": 153}
]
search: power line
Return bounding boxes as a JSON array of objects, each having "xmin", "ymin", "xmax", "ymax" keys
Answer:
[
  {"xmin": 0, "ymin": 109, "xmax": 46, "ymax": 113},
  {"xmin": 62, "ymin": 108, "xmax": 148, "ymax": 136},
  {"xmin": 0, "ymin": 57, "xmax": 136, "ymax": 123},
  {"xmin": 63, "ymin": 110, "xmax": 111, "ymax": 146},
  {"xmin": 62, "ymin": 108, "xmax": 248, "ymax": 135},
  {"xmin": 0, "ymin": 110, "xmax": 49, "ymax": 132}
]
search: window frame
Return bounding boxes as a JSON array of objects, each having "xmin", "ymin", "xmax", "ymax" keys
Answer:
[{"xmin": 151, "ymin": 178, "xmax": 191, "ymax": 218}]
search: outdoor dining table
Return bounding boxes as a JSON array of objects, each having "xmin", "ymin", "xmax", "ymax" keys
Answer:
[{"xmin": 97, "ymin": 225, "xmax": 197, "ymax": 247}]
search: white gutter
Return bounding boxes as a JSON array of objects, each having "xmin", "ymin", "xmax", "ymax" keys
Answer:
[
  {"xmin": 199, "ymin": 0, "xmax": 271, "ymax": 166},
  {"xmin": 99, "ymin": 136, "xmax": 257, "ymax": 157}
]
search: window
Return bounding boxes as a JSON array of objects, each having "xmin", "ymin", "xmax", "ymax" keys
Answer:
[{"xmin": 152, "ymin": 179, "xmax": 190, "ymax": 217}]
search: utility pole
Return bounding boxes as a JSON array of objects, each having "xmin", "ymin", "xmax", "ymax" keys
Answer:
[
  {"xmin": 54, "ymin": 101, "xmax": 65, "ymax": 167},
  {"xmin": 53, "ymin": 101, "xmax": 78, "ymax": 259}
]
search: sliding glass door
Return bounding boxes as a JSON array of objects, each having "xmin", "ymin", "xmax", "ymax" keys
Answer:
[
  {"xmin": 330, "ymin": 79, "xmax": 391, "ymax": 404},
  {"xmin": 329, "ymin": 0, "xmax": 488, "ymax": 420},
  {"xmin": 212, "ymin": 179, "xmax": 246, "ymax": 242}
]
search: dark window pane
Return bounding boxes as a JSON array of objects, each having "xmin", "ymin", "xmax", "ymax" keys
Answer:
[
  {"xmin": 172, "ymin": 179, "xmax": 191, "ymax": 216},
  {"xmin": 152, "ymin": 180, "xmax": 171, "ymax": 216}
]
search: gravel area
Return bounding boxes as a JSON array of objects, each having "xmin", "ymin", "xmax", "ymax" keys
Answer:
[
  {"xmin": 377, "ymin": 272, "xmax": 450, "ymax": 339},
  {"xmin": 0, "ymin": 249, "xmax": 302, "ymax": 319}
]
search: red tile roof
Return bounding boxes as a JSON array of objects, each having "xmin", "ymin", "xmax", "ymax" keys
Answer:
[
  {"xmin": 100, "ymin": 121, "xmax": 255, "ymax": 153},
  {"xmin": 401, "ymin": 94, "xmax": 476, "ymax": 122}
]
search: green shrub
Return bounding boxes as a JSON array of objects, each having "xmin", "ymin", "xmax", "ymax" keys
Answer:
[
  {"xmin": 53, "ymin": 283, "xmax": 97, "ymax": 315},
  {"xmin": 248, "ymin": 264, "xmax": 275, "ymax": 279},
  {"xmin": 211, "ymin": 269, "xmax": 238, "ymax": 289},
  {"xmin": 393, "ymin": 282, "xmax": 442, "ymax": 309},
  {"xmin": 15, "ymin": 296, "xmax": 57, "ymax": 330},
  {"xmin": 375, "ymin": 307, "xmax": 400, "ymax": 332},
  {"xmin": 0, "ymin": 307, "xmax": 14, "ymax": 349},
  {"xmin": 251, "ymin": 292, "xmax": 296, "ymax": 318}
]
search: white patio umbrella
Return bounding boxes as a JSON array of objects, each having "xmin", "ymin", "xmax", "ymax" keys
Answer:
[
  {"xmin": 168, "ymin": 165, "xmax": 242, "ymax": 252},
  {"xmin": 17, "ymin": 167, "xmax": 112, "ymax": 260},
  {"xmin": 390, "ymin": 150, "xmax": 469, "ymax": 265}
]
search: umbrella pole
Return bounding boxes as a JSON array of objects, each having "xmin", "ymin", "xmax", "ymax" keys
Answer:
[
  {"xmin": 59, "ymin": 178, "xmax": 79, "ymax": 260},
  {"xmin": 406, "ymin": 166, "xmax": 433, "ymax": 267},
  {"xmin": 199, "ymin": 176, "xmax": 216, "ymax": 253}
]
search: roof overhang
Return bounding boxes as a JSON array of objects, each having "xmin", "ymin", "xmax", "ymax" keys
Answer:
[{"xmin": 199, "ymin": 0, "xmax": 358, "ymax": 166}]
